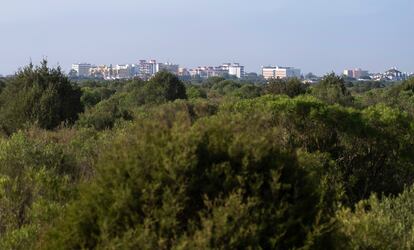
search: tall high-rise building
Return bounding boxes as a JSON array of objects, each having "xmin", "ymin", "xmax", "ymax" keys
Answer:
[
  {"xmin": 71, "ymin": 63, "xmax": 92, "ymax": 77},
  {"xmin": 262, "ymin": 66, "xmax": 301, "ymax": 80}
]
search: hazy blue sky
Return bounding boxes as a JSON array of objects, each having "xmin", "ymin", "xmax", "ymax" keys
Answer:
[{"xmin": 0, "ymin": 0, "xmax": 413, "ymax": 75}]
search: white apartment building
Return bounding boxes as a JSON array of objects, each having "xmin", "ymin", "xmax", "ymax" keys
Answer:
[
  {"xmin": 88, "ymin": 64, "xmax": 138, "ymax": 79},
  {"xmin": 227, "ymin": 63, "xmax": 245, "ymax": 78},
  {"xmin": 113, "ymin": 64, "xmax": 138, "ymax": 79},
  {"xmin": 189, "ymin": 63, "xmax": 245, "ymax": 79},
  {"xmin": 71, "ymin": 63, "xmax": 92, "ymax": 77},
  {"xmin": 189, "ymin": 67, "xmax": 216, "ymax": 78},
  {"xmin": 189, "ymin": 66, "xmax": 229, "ymax": 79},
  {"xmin": 262, "ymin": 66, "xmax": 301, "ymax": 80}
]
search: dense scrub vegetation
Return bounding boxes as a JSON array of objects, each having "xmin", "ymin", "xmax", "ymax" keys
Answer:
[
  {"xmin": 1, "ymin": 61, "xmax": 414, "ymax": 249},
  {"xmin": 0, "ymin": 61, "xmax": 83, "ymax": 134}
]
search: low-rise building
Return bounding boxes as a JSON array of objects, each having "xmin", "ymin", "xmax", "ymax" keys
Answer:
[
  {"xmin": 113, "ymin": 64, "xmax": 138, "ymax": 79},
  {"xmin": 189, "ymin": 66, "xmax": 223, "ymax": 78},
  {"xmin": 226, "ymin": 63, "xmax": 245, "ymax": 78},
  {"xmin": 262, "ymin": 66, "xmax": 301, "ymax": 80},
  {"xmin": 370, "ymin": 67, "xmax": 410, "ymax": 81},
  {"xmin": 343, "ymin": 68, "xmax": 369, "ymax": 79},
  {"xmin": 384, "ymin": 68, "xmax": 406, "ymax": 81},
  {"xmin": 189, "ymin": 63, "xmax": 245, "ymax": 79},
  {"xmin": 89, "ymin": 65, "xmax": 113, "ymax": 79},
  {"xmin": 72, "ymin": 63, "xmax": 92, "ymax": 77}
]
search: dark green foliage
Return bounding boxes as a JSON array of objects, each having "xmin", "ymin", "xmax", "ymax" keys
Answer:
[
  {"xmin": 347, "ymin": 81, "xmax": 385, "ymax": 94},
  {"xmin": 77, "ymin": 79, "xmax": 107, "ymax": 88},
  {"xmin": 336, "ymin": 186, "xmax": 414, "ymax": 249},
  {"xmin": 0, "ymin": 133, "xmax": 78, "ymax": 249},
  {"xmin": 0, "ymin": 78, "xmax": 5, "ymax": 93},
  {"xmin": 77, "ymin": 94, "xmax": 133, "ymax": 130},
  {"xmin": 265, "ymin": 78, "xmax": 307, "ymax": 97},
  {"xmin": 242, "ymin": 72, "xmax": 265, "ymax": 83},
  {"xmin": 2, "ymin": 62, "xmax": 414, "ymax": 249},
  {"xmin": 81, "ymin": 87, "xmax": 116, "ymax": 108},
  {"xmin": 128, "ymin": 71, "xmax": 187, "ymax": 105},
  {"xmin": 201, "ymin": 76, "xmax": 226, "ymax": 88},
  {"xmin": 148, "ymin": 71, "xmax": 187, "ymax": 101},
  {"xmin": 211, "ymin": 80, "xmax": 241, "ymax": 95},
  {"xmin": 0, "ymin": 61, "xmax": 83, "ymax": 134},
  {"xmin": 43, "ymin": 101, "xmax": 339, "ymax": 249},
  {"xmin": 185, "ymin": 85, "xmax": 208, "ymax": 99},
  {"xmin": 223, "ymin": 95, "xmax": 414, "ymax": 204},
  {"xmin": 358, "ymin": 77, "xmax": 414, "ymax": 117},
  {"xmin": 311, "ymin": 73, "xmax": 354, "ymax": 106},
  {"xmin": 232, "ymin": 84, "xmax": 262, "ymax": 99}
]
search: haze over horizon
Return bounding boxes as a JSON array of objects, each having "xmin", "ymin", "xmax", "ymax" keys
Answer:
[{"xmin": 0, "ymin": 0, "xmax": 413, "ymax": 76}]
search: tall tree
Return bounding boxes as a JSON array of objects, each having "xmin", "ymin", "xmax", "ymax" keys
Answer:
[
  {"xmin": 149, "ymin": 71, "xmax": 187, "ymax": 101},
  {"xmin": 311, "ymin": 73, "xmax": 354, "ymax": 106},
  {"xmin": 0, "ymin": 60, "xmax": 83, "ymax": 134},
  {"xmin": 130, "ymin": 71, "xmax": 187, "ymax": 105}
]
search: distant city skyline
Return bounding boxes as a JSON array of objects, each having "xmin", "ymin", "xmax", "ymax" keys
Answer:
[
  {"xmin": 1, "ymin": 0, "xmax": 413, "ymax": 76},
  {"xmin": 2, "ymin": 58, "xmax": 412, "ymax": 78},
  {"xmin": 69, "ymin": 60, "xmax": 412, "ymax": 82}
]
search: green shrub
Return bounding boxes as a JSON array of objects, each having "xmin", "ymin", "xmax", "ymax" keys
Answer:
[
  {"xmin": 265, "ymin": 78, "xmax": 306, "ymax": 97},
  {"xmin": 221, "ymin": 95, "xmax": 414, "ymax": 204},
  {"xmin": 232, "ymin": 84, "xmax": 262, "ymax": 99},
  {"xmin": 0, "ymin": 61, "xmax": 83, "ymax": 134},
  {"xmin": 43, "ymin": 103, "xmax": 339, "ymax": 249},
  {"xmin": 186, "ymin": 85, "xmax": 207, "ymax": 99},
  {"xmin": 77, "ymin": 94, "xmax": 133, "ymax": 130},
  {"xmin": 81, "ymin": 87, "xmax": 116, "ymax": 108},
  {"xmin": 311, "ymin": 73, "xmax": 354, "ymax": 106},
  {"xmin": 336, "ymin": 185, "xmax": 414, "ymax": 250},
  {"xmin": 0, "ymin": 132, "xmax": 78, "ymax": 249}
]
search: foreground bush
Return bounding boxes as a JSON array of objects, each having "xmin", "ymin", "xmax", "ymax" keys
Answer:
[
  {"xmin": 0, "ymin": 78, "xmax": 413, "ymax": 249},
  {"xmin": 222, "ymin": 95, "xmax": 414, "ymax": 204},
  {"xmin": 336, "ymin": 185, "xmax": 414, "ymax": 250},
  {"xmin": 0, "ymin": 133, "xmax": 78, "ymax": 249},
  {"xmin": 42, "ymin": 103, "xmax": 339, "ymax": 249}
]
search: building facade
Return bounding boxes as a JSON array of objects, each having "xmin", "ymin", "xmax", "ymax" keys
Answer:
[
  {"xmin": 89, "ymin": 65, "xmax": 111, "ymax": 79},
  {"xmin": 138, "ymin": 60, "xmax": 158, "ymax": 79},
  {"xmin": 71, "ymin": 63, "xmax": 92, "ymax": 77},
  {"xmin": 188, "ymin": 63, "xmax": 245, "ymax": 79},
  {"xmin": 343, "ymin": 68, "xmax": 369, "ymax": 79},
  {"xmin": 113, "ymin": 64, "xmax": 138, "ymax": 79},
  {"xmin": 262, "ymin": 66, "xmax": 301, "ymax": 80},
  {"xmin": 384, "ymin": 68, "xmax": 406, "ymax": 81},
  {"xmin": 227, "ymin": 63, "xmax": 245, "ymax": 78}
]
